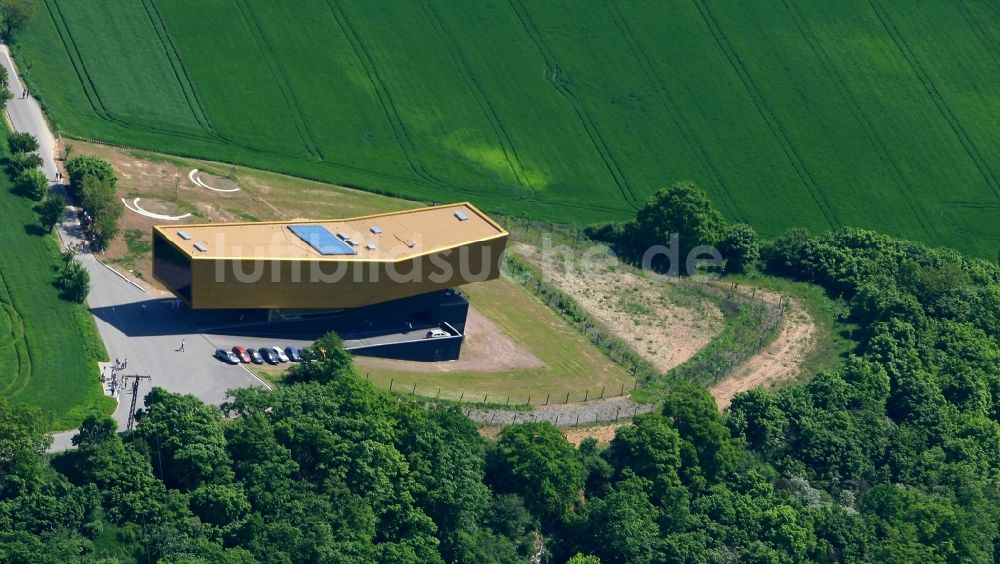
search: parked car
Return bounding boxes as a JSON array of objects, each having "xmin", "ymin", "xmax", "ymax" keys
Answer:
[
  {"xmin": 231, "ymin": 346, "xmax": 251, "ymax": 363},
  {"xmin": 258, "ymin": 347, "xmax": 279, "ymax": 365},
  {"xmin": 246, "ymin": 348, "xmax": 264, "ymax": 364},
  {"xmin": 426, "ymin": 328, "xmax": 449, "ymax": 338},
  {"xmin": 284, "ymin": 346, "xmax": 302, "ymax": 362},
  {"xmin": 214, "ymin": 348, "xmax": 240, "ymax": 364},
  {"xmin": 272, "ymin": 346, "xmax": 290, "ymax": 363}
]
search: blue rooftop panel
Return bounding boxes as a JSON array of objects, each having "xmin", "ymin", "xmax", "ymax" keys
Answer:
[{"xmin": 288, "ymin": 225, "xmax": 358, "ymax": 255}]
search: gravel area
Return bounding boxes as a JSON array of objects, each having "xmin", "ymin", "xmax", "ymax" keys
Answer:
[{"xmin": 466, "ymin": 395, "xmax": 655, "ymax": 427}]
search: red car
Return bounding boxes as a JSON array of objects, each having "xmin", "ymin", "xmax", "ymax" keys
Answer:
[{"xmin": 231, "ymin": 346, "xmax": 251, "ymax": 363}]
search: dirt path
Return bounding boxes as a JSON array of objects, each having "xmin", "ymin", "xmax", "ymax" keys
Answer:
[{"xmin": 710, "ymin": 296, "xmax": 815, "ymax": 410}]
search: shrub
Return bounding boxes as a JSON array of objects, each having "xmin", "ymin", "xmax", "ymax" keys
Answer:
[
  {"xmin": 54, "ymin": 257, "xmax": 90, "ymax": 303},
  {"xmin": 65, "ymin": 155, "xmax": 116, "ymax": 200},
  {"xmin": 7, "ymin": 150, "xmax": 42, "ymax": 176},
  {"xmin": 8, "ymin": 131, "xmax": 38, "ymax": 154},
  {"xmin": 14, "ymin": 167, "xmax": 47, "ymax": 200},
  {"xmin": 79, "ymin": 174, "xmax": 121, "ymax": 249},
  {"xmin": 34, "ymin": 194, "xmax": 65, "ymax": 231},
  {"xmin": 719, "ymin": 223, "xmax": 760, "ymax": 273}
]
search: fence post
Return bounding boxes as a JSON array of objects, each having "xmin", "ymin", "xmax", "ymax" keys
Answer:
[
  {"xmin": 512, "ymin": 413, "xmax": 517, "ymax": 424},
  {"xmin": 459, "ymin": 392, "xmax": 464, "ymax": 403},
  {"xmin": 565, "ymin": 392, "xmax": 570, "ymax": 404},
  {"xmin": 491, "ymin": 413, "xmax": 496, "ymax": 425},
  {"xmin": 584, "ymin": 389, "xmax": 589, "ymax": 402},
  {"xmin": 600, "ymin": 385, "xmax": 605, "ymax": 399},
  {"xmin": 526, "ymin": 395, "xmax": 531, "ymax": 406},
  {"xmin": 436, "ymin": 387, "xmax": 440, "ymax": 399},
  {"xmin": 620, "ymin": 383, "xmax": 625, "ymax": 396},
  {"xmin": 545, "ymin": 393, "xmax": 550, "ymax": 405},
  {"xmin": 411, "ymin": 383, "xmax": 416, "ymax": 395},
  {"xmin": 575, "ymin": 414, "xmax": 580, "ymax": 426},
  {"xmin": 483, "ymin": 394, "xmax": 488, "ymax": 405},
  {"xmin": 389, "ymin": 379, "xmax": 394, "ymax": 392},
  {"xmin": 555, "ymin": 414, "xmax": 560, "ymax": 426},
  {"xmin": 506, "ymin": 396, "xmax": 510, "ymax": 406}
]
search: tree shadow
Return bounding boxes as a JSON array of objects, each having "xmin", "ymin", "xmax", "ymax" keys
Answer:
[{"xmin": 23, "ymin": 223, "xmax": 47, "ymax": 237}]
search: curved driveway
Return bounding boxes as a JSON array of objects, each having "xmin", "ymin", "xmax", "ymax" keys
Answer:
[{"xmin": 0, "ymin": 46, "xmax": 267, "ymax": 450}]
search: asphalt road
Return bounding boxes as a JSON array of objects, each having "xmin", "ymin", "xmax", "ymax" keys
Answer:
[{"xmin": 0, "ymin": 46, "xmax": 267, "ymax": 451}]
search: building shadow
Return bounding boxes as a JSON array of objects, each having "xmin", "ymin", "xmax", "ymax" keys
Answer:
[{"xmin": 88, "ymin": 297, "xmax": 358, "ymax": 340}]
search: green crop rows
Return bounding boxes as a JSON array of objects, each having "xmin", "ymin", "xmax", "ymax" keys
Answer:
[
  {"xmin": 17, "ymin": 0, "xmax": 1000, "ymax": 257},
  {"xmin": 0, "ymin": 126, "xmax": 112, "ymax": 430}
]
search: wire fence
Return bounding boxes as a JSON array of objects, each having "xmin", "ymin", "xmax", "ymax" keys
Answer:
[{"xmin": 367, "ymin": 371, "xmax": 639, "ymax": 410}]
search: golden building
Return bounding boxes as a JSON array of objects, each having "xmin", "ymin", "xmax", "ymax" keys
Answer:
[{"xmin": 152, "ymin": 203, "xmax": 508, "ymax": 310}]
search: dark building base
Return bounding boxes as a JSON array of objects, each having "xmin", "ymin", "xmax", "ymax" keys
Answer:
[{"xmin": 195, "ymin": 289, "xmax": 469, "ymax": 362}]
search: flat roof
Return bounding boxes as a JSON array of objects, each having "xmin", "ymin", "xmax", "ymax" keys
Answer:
[{"xmin": 154, "ymin": 203, "xmax": 507, "ymax": 261}]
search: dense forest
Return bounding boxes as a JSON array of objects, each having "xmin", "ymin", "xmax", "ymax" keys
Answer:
[{"xmin": 4, "ymin": 201, "xmax": 1000, "ymax": 561}]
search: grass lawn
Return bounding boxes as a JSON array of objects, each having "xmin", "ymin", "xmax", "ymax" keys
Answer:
[
  {"xmin": 0, "ymin": 131, "xmax": 113, "ymax": 430},
  {"xmin": 88, "ymin": 142, "xmax": 634, "ymax": 404},
  {"xmin": 260, "ymin": 278, "xmax": 634, "ymax": 405},
  {"xmin": 14, "ymin": 0, "xmax": 1000, "ymax": 258}
]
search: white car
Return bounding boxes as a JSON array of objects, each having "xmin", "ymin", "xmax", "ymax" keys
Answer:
[
  {"xmin": 425, "ymin": 328, "xmax": 449, "ymax": 338},
  {"xmin": 271, "ymin": 346, "xmax": 290, "ymax": 363}
]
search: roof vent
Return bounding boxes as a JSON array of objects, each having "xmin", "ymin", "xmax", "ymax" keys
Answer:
[
  {"xmin": 370, "ymin": 226, "xmax": 382, "ymax": 234},
  {"xmin": 193, "ymin": 242, "xmax": 208, "ymax": 253},
  {"xmin": 336, "ymin": 231, "xmax": 349, "ymax": 240},
  {"xmin": 345, "ymin": 238, "xmax": 358, "ymax": 246},
  {"xmin": 454, "ymin": 210, "xmax": 469, "ymax": 221},
  {"xmin": 366, "ymin": 243, "xmax": 377, "ymax": 250},
  {"xmin": 177, "ymin": 230, "xmax": 192, "ymax": 240}
]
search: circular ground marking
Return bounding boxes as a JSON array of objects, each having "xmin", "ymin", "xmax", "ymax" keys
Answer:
[
  {"xmin": 121, "ymin": 198, "xmax": 192, "ymax": 221},
  {"xmin": 189, "ymin": 169, "xmax": 240, "ymax": 192}
]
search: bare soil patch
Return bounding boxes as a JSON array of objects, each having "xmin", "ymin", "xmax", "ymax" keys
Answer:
[
  {"xmin": 355, "ymin": 307, "xmax": 544, "ymax": 374},
  {"xmin": 710, "ymin": 295, "xmax": 815, "ymax": 410},
  {"xmin": 194, "ymin": 171, "xmax": 241, "ymax": 192},
  {"xmin": 512, "ymin": 242, "xmax": 722, "ymax": 373},
  {"xmin": 563, "ymin": 424, "xmax": 621, "ymax": 445}
]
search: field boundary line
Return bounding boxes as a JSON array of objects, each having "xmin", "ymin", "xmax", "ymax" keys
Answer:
[
  {"xmin": 140, "ymin": 0, "xmax": 254, "ymax": 153},
  {"xmin": 956, "ymin": 0, "xmax": 1000, "ymax": 69},
  {"xmin": 42, "ymin": 0, "xmax": 220, "ymax": 145},
  {"xmin": 506, "ymin": 0, "xmax": 641, "ymax": 209},
  {"xmin": 139, "ymin": 0, "xmax": 213, "ymax": 134},
  {"xmin": 867, "ymin": 0, "xmax": 1000, "ymax": 201},
  {"xmin": 602, "ymin": 0, "xmax": 741, "ymax": 219},
  {"xmin": 690, "ymin": 0, "xmax": 840, "ymax": 229},
  {"xmin": 323, "ymin": 0, "xmax": 447, "ymax": 187},
  {"xmin": 418, "ymin": 0, "xmax": 535, "ymax": 193},
  {"xmin": 0, "ymin": 301, "xmax": 29, "ymax": 397},
  {"xmin": 0, "ymin": 271, "xmax": 32, "ymax": 399},
  {"xmin": 42, "ymin": 0, "xmax": 119, "ymax": 126},
  {"xmin": 231, "ymin": 0, "xmax": 324, "ymax": 161},
  {"xmin": 780, "ymin": 0, "xmax": 943, "ymax": 245}
]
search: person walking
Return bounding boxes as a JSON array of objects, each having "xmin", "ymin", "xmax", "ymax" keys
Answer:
[{"xmin": 179, "ymin": 338, "xmax": 185, "ymax": 352}]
